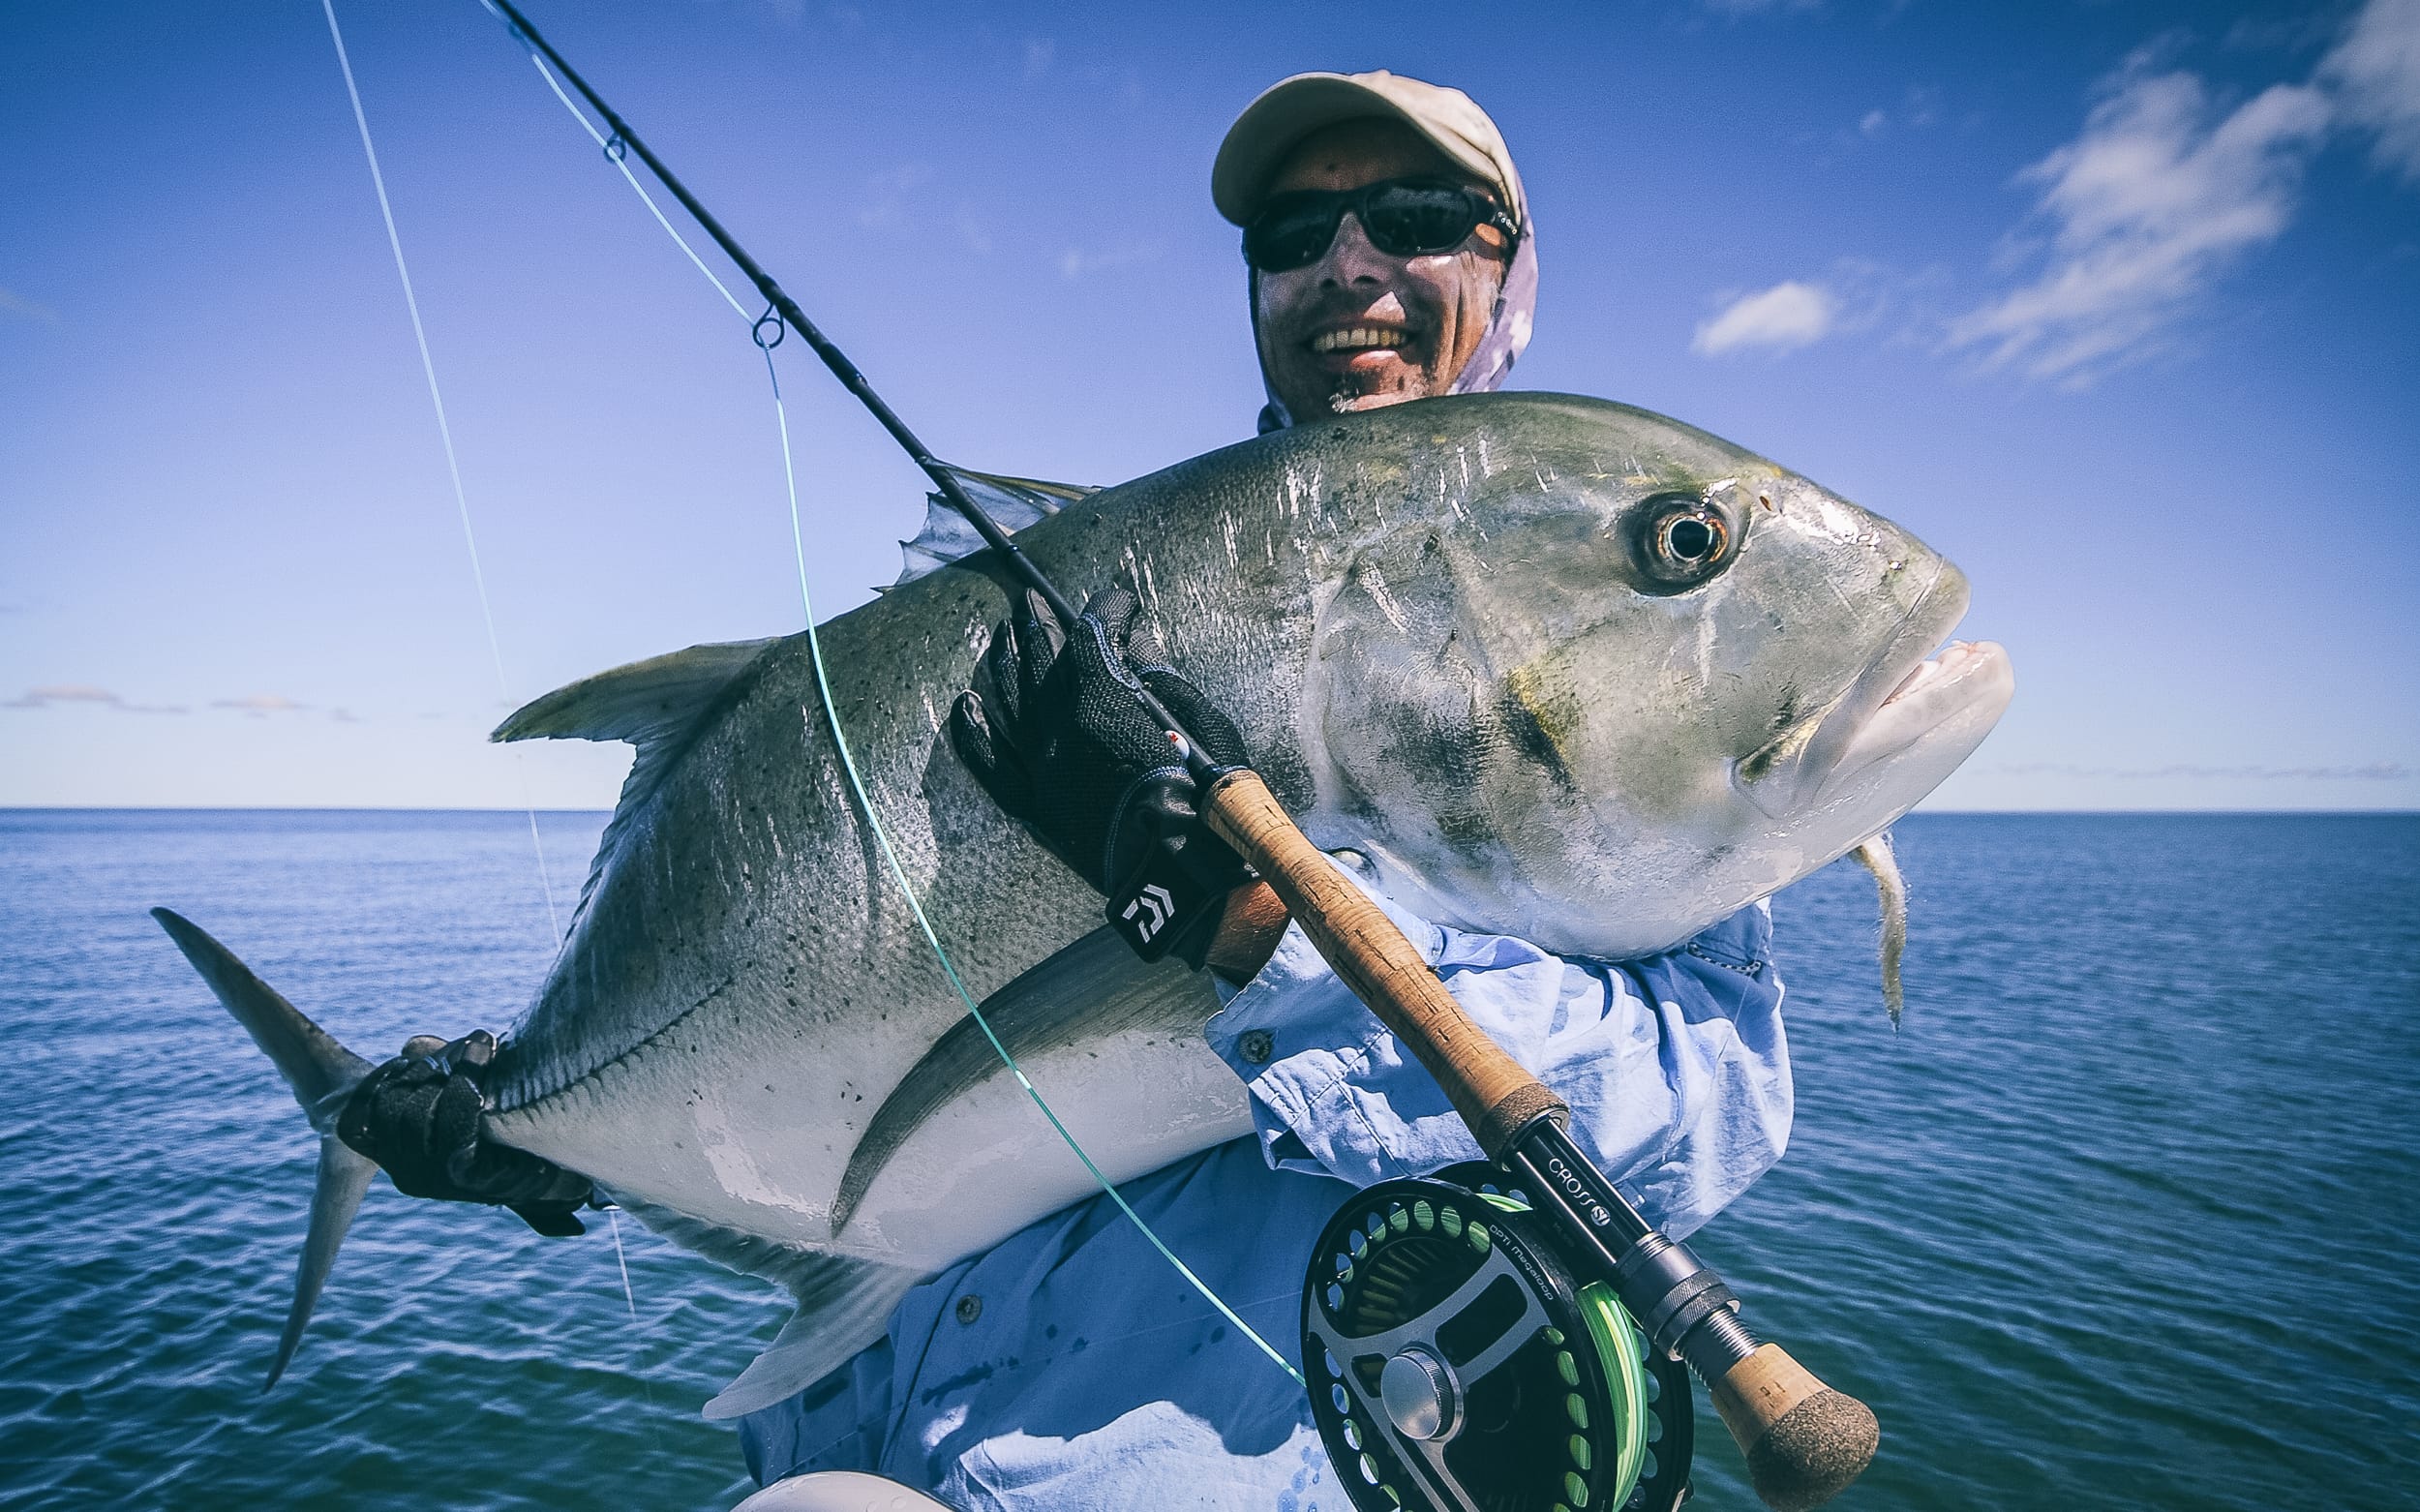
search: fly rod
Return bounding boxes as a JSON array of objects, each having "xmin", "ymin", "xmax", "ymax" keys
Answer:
[{"xmin": 480, "ymin": 6, "xmax": 1878, "ymax": 1506}]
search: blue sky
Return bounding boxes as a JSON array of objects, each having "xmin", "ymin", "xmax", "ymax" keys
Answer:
[{"xmin": 3, "ymin": 0, "xmax": 2415, "ymax": 811}]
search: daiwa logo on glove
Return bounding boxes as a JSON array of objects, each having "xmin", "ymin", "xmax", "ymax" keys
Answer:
[{"xmin": 1123, "ymin": 883, "xmax": 1176, "ymax": 942}]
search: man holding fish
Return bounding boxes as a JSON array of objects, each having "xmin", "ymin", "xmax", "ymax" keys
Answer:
[{"xmin": 346, "ymin": 74, "xmax": 1797, "ymax": 1507}]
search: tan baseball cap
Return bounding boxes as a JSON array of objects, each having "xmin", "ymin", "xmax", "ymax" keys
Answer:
[{"xmin": 1212, "ymin": 71, "xmax": 1527, "ymax": 231}]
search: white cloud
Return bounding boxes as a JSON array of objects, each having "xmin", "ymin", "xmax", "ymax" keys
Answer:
[
  {"xmin": 1022, "ymin": 39, "xmax": 1054, "ymax": 81},
  {"xmin": 1947, "ymin": 64, "xmax": 2330, "ymax": 383},
  {"xmin": 1692, "ymin": 281, "xmax": 1837, "ymax": 354},
  {"xmin": 211, "ymin": 694, "xmax": 310, "ymax": 715},
  {"xmin": 0, "ymin": 287, "xmax": 57, "ymax": 323},
  {"xmin": 8, "ymin": 684, "xmax": 119, "ymax": 709},
  {"xmin": 857, "ymin": 163, "xmax": 934, "ymax": 231},
  {"xmin": 7, "ymin": 684, "xmax": 184, "ymax": 713},
  {"xmin": 955, "ymin": 204, "xmax": 994, "ymax": 257},
  {"xmin": 1056, "ymin": 240, "xmax": 1162, "ymax": 280},
  {"xmin": 2323, "ymin": 0, "xmax": 2420, "ymax": 181}
]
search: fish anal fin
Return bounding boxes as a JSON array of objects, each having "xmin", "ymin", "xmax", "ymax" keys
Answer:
[
  {"xmin": 703, "ymin": 1259, "xmax": 925, "ymax": 1422},
  {"xmin": 607, "ymin": 1194, "xmax": 926, "ymax": 1421}
]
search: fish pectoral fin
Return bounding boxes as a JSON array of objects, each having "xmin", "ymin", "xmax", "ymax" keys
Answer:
[{"xmin": 832, "ymin": 924, "xmax": 1205, "ymax": 1238}]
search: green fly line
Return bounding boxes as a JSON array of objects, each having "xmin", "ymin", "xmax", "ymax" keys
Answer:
[{"xmin": 408, "ymin": 0, "xmax": 1308, "ymax": 1387}]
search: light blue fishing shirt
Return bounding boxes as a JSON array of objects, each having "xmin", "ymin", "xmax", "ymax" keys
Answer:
[{"xmin": 738, "ymin": 867, "xmax": 1790, "ymax": 1509}]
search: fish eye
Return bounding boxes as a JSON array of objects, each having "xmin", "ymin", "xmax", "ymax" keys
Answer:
[
  {"xmin": 1629, "ymin": 492, "xmax": 1739, "ymax": 591},
  {"xmin": 1666, "ymin": 516, "xmax": 1719, "ymax": 559}
]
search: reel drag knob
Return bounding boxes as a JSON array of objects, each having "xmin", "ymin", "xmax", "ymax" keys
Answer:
[{"xmin": 1376, "ymin": 1346, "xmax": 1460, "ymax": 1441}]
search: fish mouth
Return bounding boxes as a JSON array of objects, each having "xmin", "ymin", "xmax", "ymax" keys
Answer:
[
  {"xmin": 1736, "ymin": 560, "xmax": 2012, "ymax": 815},
  {"xmin": 1830, "ymin": 637, "xmax": 2012, "ymax": 784}
]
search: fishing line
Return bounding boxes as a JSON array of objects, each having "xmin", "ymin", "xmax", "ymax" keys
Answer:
[
  {"xmin": 321, "ymin": 0, "xmax": 561, "ymax": 942},
  {"xmin": 606, "ymin": 1206, "xmax": 640, "ymax": 1323},
  {"xmin": 491, "ymin": 8, "xmax": 1302, "ymax": 1385},
  {"xmin": 511, "ymin": 38, "xmax": 751, "ymax": 322},
  {"xmin": 602, "ymin": 1202, "xmax": 673, "ymax": 1451},
  {"xmin": 326, "ymin": 2, "xmax": 659, "ymax": 1425}
]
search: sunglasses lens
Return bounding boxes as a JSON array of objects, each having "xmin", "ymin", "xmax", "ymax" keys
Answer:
[
  {"xmin": 1361, "ymin": 185, "xmax": 1486, "ymax": 257},
  {"xmin": 1243, "ymin": 182, "xmax": 1501, "ymax": 270},
  {"xmin": 1244, "ymin": 198, "xmax": 1343, "ymax": 271}
]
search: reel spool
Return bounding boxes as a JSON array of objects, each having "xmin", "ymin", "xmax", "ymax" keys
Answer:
[{"xmin": 1303, "ymin": 1166, "xmax": 1694, "ymax": 1512}]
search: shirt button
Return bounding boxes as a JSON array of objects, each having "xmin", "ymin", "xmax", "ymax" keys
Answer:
[
  {"xmin": 1238, "ymin": 1029, "xmax": 1275, "ymax": 1065},
  {"xmin": 954, "ymin": 1293, "xmax": 983, "ymax": 1325}
]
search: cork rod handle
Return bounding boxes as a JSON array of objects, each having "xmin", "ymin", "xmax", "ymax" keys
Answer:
[
  {"xmin": 1709, "ymin": 1344, "xmax": 1881, "ymax": 1512},
  {"xmin": 1201, "ymin": 770, "xmax": 1563, "ymax": 1157}
]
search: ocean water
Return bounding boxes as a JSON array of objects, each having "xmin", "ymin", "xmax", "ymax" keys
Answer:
[{"xmin": 1, "ymin": 810, "xmax": 2413, "ymax": 1510}]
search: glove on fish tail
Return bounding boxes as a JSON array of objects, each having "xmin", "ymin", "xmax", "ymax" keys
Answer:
[
  {"xmin": 145, "ymin": 908, "xmax": 590, "ymax": 1394},
  {"xmin": 336, "ymin": 1028, "xmax": 595, "ymax": 1236}
]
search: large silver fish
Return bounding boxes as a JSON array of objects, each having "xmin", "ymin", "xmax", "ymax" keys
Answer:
[{"xmin": 155, "ymin": 393, "xmax": 2012, "ymax": 1416}]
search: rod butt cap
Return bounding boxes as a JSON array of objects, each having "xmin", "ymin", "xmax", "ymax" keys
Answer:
[
  {"xmin": 1741, "ymin": 1388, "xmax": 1879, "ymax": 1511},
  {"xmin": 1709, "ymin": 1343, "xmax": 1879, "ymax": 1511}
]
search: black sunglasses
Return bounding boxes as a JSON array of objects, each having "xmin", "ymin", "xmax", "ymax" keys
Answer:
[{"xmin": 1242, "ymin": 177, "xmax": 1518, "ymax": 272}]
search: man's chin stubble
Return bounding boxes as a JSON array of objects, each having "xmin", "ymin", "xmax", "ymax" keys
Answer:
[
  {"xmin": 1327, "ymin": 390, "xmax": 1405, "ymax": 413},
  {"xmin": 1296, "ymin": 367, "xmax": 1435, "ymax": 414}
]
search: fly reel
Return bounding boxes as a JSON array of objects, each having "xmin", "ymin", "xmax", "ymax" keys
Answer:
[{"xmin": 1303, "ymin": 1165, "xmax": 1693, "ymax": 1512}]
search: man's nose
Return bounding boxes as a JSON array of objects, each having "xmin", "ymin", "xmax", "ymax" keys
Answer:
[{"xmin": 1314, "ymin": 212, "xmax": 1396, "ymax": 286}]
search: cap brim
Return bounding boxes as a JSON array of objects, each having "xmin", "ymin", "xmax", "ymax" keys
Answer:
[{"xmin": 1212, "ymin": 74, "xmax": 1507, "ymax": 226}]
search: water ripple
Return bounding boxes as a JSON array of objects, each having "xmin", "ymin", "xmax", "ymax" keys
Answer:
[{"xmin": 2, "ymin": 810, "xmax": 2413, "ymax": 1509}]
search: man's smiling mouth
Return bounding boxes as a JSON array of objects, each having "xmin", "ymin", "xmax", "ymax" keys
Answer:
[{"xmin": 1310, "ymin": 325, "xmax": 1412, "ymax": 354}]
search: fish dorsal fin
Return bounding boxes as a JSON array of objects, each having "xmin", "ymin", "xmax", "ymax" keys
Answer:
[
  {"xmin": 493, "ymin": 638, "xmax": 775, "ymax": 749},
  {"xmin": 492, "ymin": 638, "xmax": 777, "ymax": 922},
  {"xmin": 892, "ymin": 468, "xmax": 1099, "ymax": 586}
]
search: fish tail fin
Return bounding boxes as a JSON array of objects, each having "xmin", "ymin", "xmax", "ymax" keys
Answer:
[
  {"xmin": 150, "ymin": 907, "xmax": 378, "ymax": 1390},
  {"xmin": 1848, "ymin": 834, "xmax": 1908, "ymax": 1029}
]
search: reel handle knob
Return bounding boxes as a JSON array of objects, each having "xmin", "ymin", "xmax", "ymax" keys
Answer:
[{"xmin": 1708, "ymin": 1344, "xmax": 1879, "ymax": 1512}]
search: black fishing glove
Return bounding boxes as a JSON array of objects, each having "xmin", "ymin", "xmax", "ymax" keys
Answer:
[
  {"xmin": 950, "ymin": 587, "xmax": 1255, "ymax": 968},
  {"xmin": 336, "ymin": 1029, "xmax": 595, "ymax": 1236}
]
